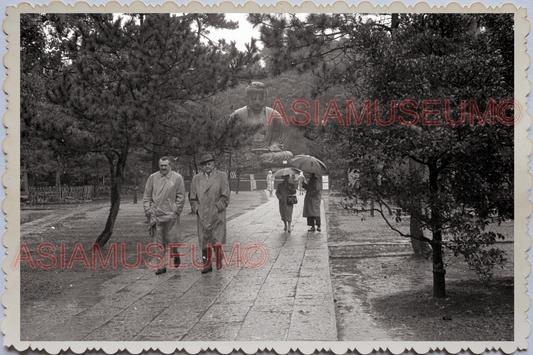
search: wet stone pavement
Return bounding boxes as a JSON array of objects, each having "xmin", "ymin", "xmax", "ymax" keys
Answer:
[{"xmin": 21, "ymin": 191, "xmax": 337, "ymax": 342}]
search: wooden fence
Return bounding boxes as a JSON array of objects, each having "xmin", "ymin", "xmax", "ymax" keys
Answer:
[
  {"xmin": 26, "ymin": 177, "xmax": 279, "ymax": 204},
  {"xmin": 27, "ymin": 185, "xmax": 143, "ymax": 204},
  {"xmin": 28, "ymin": 186, "xmax": 95, "ymax": 204}
]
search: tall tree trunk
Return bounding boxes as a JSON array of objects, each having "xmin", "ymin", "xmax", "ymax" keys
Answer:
[
  {"xmin": 152, "ymin": 151, "xmax": 160, "ymax": 174},
  {"xmin": 409, "ymin": 158, "xmax": 431, "ymax": 255},
  {"xmin": 431, "ymin": 233, "xmax": 446, "ymax": 298},
  {"xmin": 55, "ymin": 169, "xmax": 61, "ymax": 203},
  {"xmin": 23, "ymin": 162, "xmax": 29, "ymax": 194},
  {"xmin": 228, "ymin": 152, "xmax": 233, "ymax": 193},
  {"xmin": 133, "ymin": 171, "xmax": 138, "ymax": 204},
  {"xmin": 95, "ymin": 148, "xmax": 128, "ymax": 247},
  {"xmin": 236, "ymin": 169, "xmax": 241, "ymax": 195},
  {"xmin": 429, "ymin": 163, "xmax": 446, "ymax": 298},
  {"xmin": 391, "ymin": 13, "xmax": 399, "ymax": 30}
]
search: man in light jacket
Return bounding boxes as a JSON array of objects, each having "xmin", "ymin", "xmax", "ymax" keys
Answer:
[
  {"xmin": 190, "ymin": 154, "xmax": 230, "ymax": 274},
  {"xmin": 143, "ymin": 156, "xmax": 186, "ymax": 275}
]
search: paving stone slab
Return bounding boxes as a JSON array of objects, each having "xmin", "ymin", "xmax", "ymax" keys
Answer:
[
  {"xmin": 294, "ymin": 293, "xmax": 332, "ymax": 307},
  {"xmin": 257, "ymin": 284, "xmax": 297, "ymax": 299},
  {"xmin": 200, "ymin": 302, "xmax": 254, "ymax": 323},
  {"xmin": 236, "ymin": 310, "xmax": 292, "ymax": 341},
  {"xmin": 150, "ymin": 308, "xmax": 204, "ymax": 331},
  {"xmin": 252, "ymin": 296, "xmax": 295, "ymax": 312},
  {"xmin": 181, "ymin": 321, "xmax": 243, "ymax": 341},
  {"xmin": 132, "ymin": 324, "xmax": 191, "ymax": 341},
  {"xmin": 288, "ymin": 304, "xmax": 337, "ymax": 341},
  {"xmin": 37, "ymin": 315, "xmax": 106, "ymax": 341},
  {"xmin": 21, "ymin": 302, "xmax": 88, "ymax": 340},
  {"xmin": 214, "ymin": 282, "xmax": 263, "ymax": 304},
  {"xmin": 266, "ymin": 268, "xmax": 300, "ymax": 277},
  {"xmin": 83, "ymin": 310, "xmax": 159, "ymax": 341}
]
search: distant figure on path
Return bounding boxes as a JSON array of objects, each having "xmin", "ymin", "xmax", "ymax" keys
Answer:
[
  {"xmin": 143, "ymin": 156, "xmax": 186, "ymax": 275},
  {"xmin": 276, "ymin": 174, "xmax": 296, "ymax": 233},
  {"xmin": 190, "ymin": 154, "xmax": 230, "ymax": 274},
  {"xmin": 297, "ymin": 172, "xmax": 306, "ymax": 195},
  {"xmin": 303, "ymin": 173, "xmax": 322, "ymax": 232},
  {"xmin": 267, "ymin": 171, "xmax": 275, "ymax": 197}
]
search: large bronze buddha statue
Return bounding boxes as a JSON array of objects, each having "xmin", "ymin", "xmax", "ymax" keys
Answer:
[{"xmin": 230, "ymin": 82, "xmax": 293, "ymax": 166}]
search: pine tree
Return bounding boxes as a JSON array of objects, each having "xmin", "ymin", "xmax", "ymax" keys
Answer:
[{"xmin": 34, "ymin": 13, "xmax": 258, "ymax": 246}]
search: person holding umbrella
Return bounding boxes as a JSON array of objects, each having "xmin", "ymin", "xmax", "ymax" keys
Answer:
[
  {"xmin": 302, "ymin": 173, "xmax": 323, "ymax": 232},
  {"xmin": 274, "ymin": 168, "xmax": 299, "ymax": 233},
  {"xmin": 288, "ymin": 155, "xmax": 327, "ymax": 232}
]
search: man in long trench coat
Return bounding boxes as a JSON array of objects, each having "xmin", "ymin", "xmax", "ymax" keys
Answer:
[
  {"xmin": 190, "ymin": 154, "xmax": 230, "ymax": 274},
  {"xmin": 143, "ymin": 156, "xmax": 186, "ymax": 275}
]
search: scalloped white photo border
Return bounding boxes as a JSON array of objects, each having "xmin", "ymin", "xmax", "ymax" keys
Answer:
[{"xmin": 2, "ymin": 2, "xmax": 530, "ymax": 354}]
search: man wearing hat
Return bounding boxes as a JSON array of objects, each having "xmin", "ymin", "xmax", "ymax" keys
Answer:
[
  {"xmin": 143, "ymin": 156, "xmax": 186, "ymax": 275},
  {"xmin": 190, "ymin": 153, "xmax": 230, "ymax": 274},
  {"xmin": 230, "ymin": 82, "xmax": 293, "ymax": 166}
]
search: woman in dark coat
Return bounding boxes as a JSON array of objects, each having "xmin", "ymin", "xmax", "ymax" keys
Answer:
[
  {"xmin": 275, "ymin": 174, "xmax": 296, "ymax": 233},
  {"xmin": 303, "ymin": 173, "xmax": 322, "ymax": 232}
]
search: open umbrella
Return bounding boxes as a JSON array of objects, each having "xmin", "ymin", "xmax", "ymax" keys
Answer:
[
  {"xmin": 273, "ymin": 167, "xmax": 302, "ymax": 178},
  {"xmin": 288, "ymin": 155, "xmax": 328, "ymax": 175}
]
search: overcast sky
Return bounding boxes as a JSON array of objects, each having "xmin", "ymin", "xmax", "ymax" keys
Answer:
[
  {"xmin": 112, "ymin": 13, "xmax": 260, "ymax": 51},
  {"xmin": 208, "ymin": 13, "xmax": 260, "ymax": 51}
]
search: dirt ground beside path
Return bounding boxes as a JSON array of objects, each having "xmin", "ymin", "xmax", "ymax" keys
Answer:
[{"xmin": 325, "ymin": 195, "xmax": 514, "ymax": 342}]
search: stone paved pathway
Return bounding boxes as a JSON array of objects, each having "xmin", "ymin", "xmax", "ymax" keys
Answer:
[{"xmin": 21, "ymin": 192, "xmax": 337, "ymax": 342}]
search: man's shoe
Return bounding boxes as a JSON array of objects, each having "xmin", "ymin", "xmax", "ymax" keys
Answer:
[
  {"xmin": 216, "ymin": 247, "xmax": 223, "ymax": 270},
  {"xmin": 173, "ymin": 256, "xmax": 181, "ymax": 267},
  {"xmin": 201, "ymin": 249, "xmax": 212, "ymax": 274},
  {"xmin": 308, "ymin": 227, "xmax": 316, "ymax": 232},
  {"xmin": 155, "ymin": 267, "xmax": 167, "ymax": 275},
  {"xmin": 316, "ymin": 227, "xmax": 321, "ymax": 232}
]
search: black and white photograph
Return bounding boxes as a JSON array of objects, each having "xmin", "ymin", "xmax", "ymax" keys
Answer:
[{"xmin": 3, "ymin": 1, "xmax": 531, "ymax": 353}]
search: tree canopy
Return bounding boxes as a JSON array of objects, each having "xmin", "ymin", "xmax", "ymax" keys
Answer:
[
  {"xmin": 21, "ymin": 13, "xmax": 260, "ymax": 246},
  {"xmin": 250, "ymin": 12, "xmax": 514, "ymax": 297}
]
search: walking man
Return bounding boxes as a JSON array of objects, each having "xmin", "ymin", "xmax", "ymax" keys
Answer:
[
  {"xmin": 143, "ymin": 156, "xmax": 186, "ymax": 275},
  {"xmin": 190, "ymin": 154, "xmax": 230, "ymax": 274}
]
